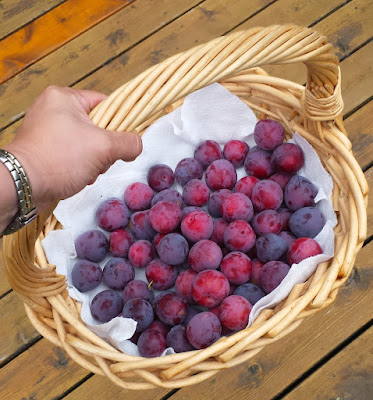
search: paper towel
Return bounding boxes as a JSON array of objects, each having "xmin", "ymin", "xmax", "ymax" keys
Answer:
[{"xmin": 42, "ymin": 83, "xmax": 337, "ymax": 354}]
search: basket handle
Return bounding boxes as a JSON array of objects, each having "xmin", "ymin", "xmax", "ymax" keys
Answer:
[{"xmin": 90, "ymin": 24, "xmax": 343, "ymax": 132}]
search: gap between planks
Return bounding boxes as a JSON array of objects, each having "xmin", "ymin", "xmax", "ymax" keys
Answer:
[
  {"xmin": 0, "ymin": 0, "xmax": 68, "ymax": 42},
  {"xmin": 0, "ymin": 0, "xmax": 134, "ymax": 84}
]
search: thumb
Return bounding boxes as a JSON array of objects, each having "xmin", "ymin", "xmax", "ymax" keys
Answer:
[{"xmin": 105, "ymin": 129, "xmax": 143, "ymax": 163}]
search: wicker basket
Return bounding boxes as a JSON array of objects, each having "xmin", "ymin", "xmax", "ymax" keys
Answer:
[{"xmin": 3, "ymin": 25, "xmax": 369, "ymax": 390}]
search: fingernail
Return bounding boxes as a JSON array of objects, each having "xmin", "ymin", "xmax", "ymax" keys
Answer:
[
  {"xmin": 134, "ymin": 133, "xmax": 142, "ymax": 155},
  {"xmin": 128, "ymin": 133, "xmax": 142, "ymax": 160}
]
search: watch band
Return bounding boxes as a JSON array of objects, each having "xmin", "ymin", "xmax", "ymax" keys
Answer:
[{"xmin": 0, "ymin": 149, "xmax": 37, "ymax": 235}]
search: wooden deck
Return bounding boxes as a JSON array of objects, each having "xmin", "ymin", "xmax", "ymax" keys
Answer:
[{"xmin": 0, "ymin": 0, "xmax": 372, "ymax": 398}]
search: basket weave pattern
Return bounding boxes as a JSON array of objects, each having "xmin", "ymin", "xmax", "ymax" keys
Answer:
[{"xmin": 3, "ymin": 25, "xmax": 369, "ymax": 390}]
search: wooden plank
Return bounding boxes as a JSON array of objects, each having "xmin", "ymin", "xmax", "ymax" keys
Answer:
[
  {"xmin": 63, "ymin": 374, "xmax": 170, "ymax": 400},
  {"xmin": 0, "ymin": 0, "xmax": 370, "ymax": 131},
  {"xmin": 344, "ymin": 101, "xmax": 373, "ymax": 171},
  {"xmin": 2, "ymin": 42, "xmax": 371, "ymax": 154},
  {"xmin": 317, "ymin": 0, "xmax": 373, "ymax": 60},
  {"xmin": 0, "ymin": 238, "xmax": 11, "ymax": 295},
  {"xmin": 1, "ymin": 34, "xmax": 369, "ymax": 149},
  {"xmin": 77, "ymin": 0, "xmax": 371, "ymax": 95},
  {"xmin": 338, "ymin": 40, "xmax": 373, "ymax": 116},
  {"xmin": 283, "ymin": 328, "xmax": 373, "ymax": 400},
  {"xmin": 0, "ymin": 297, "xmax": 171, "ymax": 399},
  {"xmin": 238, "ymin": 0, "xmax": 373, "ymax": 91},
  {"xmin": 0, "ymin": 339, "xmax": 88, "ymax": 400},
  {"xmin": 243, "ymin": 0, "xmax": 373, "ymax": 57},
  {"xmin": 0, "ymin": 119, "xmax": 19, "ymax": 147},
  {"xmin": 0, "ymin": 0, "xmax": 204, "ymax": 130},
  {"xmin": 0, "ymin": 0, "xmax": 132, "ymax": 85},
  {"xmin": 159, "ymin": 241, "xmax": 373, "ymax": 400},
  {"xmin": 0, "ymin": 0, "xmax": 347, "ymax": 132},
  {"xmin": 75, "ymin": 0, "xmax": 344, "ymax": 95},
  {"xmin": 0, "ymin": 0, "xmax": 65, "ymax": 40},
  {"xmin": 0, "ymin": 291, "xmax": 39, "ymax": 364},
  {"xmin": 366, "ymin": 167, "xmax": 373, "ymax": 238},
  {"xmin": 0, "ymin": 0, "xmax": 367, "ymax": 137}
]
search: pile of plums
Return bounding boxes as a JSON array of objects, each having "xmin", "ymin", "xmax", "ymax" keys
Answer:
[{"xmin": 72, "ymin": 119, "xmax": 325, "ymax": 357}]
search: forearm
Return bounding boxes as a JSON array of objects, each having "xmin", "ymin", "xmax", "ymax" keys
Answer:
[{"xmin": 0, "ymin": 161, "xmax": 18, "ymax": 235}]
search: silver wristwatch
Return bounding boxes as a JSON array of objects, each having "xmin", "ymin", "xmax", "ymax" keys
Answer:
[{"xmin": 0, "ymin": 149, "xmax": 37, "ymax": 235}]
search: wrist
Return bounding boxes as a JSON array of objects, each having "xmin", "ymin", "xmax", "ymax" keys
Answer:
[{"xmin": 0, "ymin": 159, "xmax": 19, "ymax": 234}]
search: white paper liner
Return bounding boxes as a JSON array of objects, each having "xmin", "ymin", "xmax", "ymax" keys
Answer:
[{"xmin": 42, "ymin": 83, "xmax": 337, "ymax": 355}]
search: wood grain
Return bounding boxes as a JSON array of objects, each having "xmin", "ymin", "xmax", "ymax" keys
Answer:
[
  {"xmin": 366, "ymin": 167, "xmax": 373, "ymax": 238},
  {"xmin": 0, "ymin": 0, "xmax": 65, "ymax": 40},
  {"xmin": 79, "ymin": 0, "xmax": 370, "ymax": 96},
  {"xmin": 158, "ymin": 242, "xmax": 373, "ymax": 400},
  {"xmin": 0, "ymin": 238, "xmax": 11, "ymax": 295},
  {"xmin": 1, "ymin": 0, "xmax": 369, "ymax": 142},
  {"xmin": 0, "ymin": 291, "xmax": 39, "ymax": 364},
  {"xmin": 241, "ymin": 0, "xmax": 373, "ymax": 92},
  {"xmin": 239, "ymin": 0, "xmax": 372, "ymax": 58},
  {"xmin": 63, "ymin": 374, "xmax": 170, "ymax": 400},
  {"xmin": 0, "ymin": 1, "xmax": 370, "ymax": 133},
  {"xmin": 0, "ymin": 0, "xmax": 203, "ymax": 131},
  {"xmin": 0, "ymin": 120, "xmax": 19, "ymax": 148},
  {"xmin": 0, "ymin": 0, "xmax": 132, "ymax": 84},
  {"xmin": 316, "ymin": 0, "xmax": 373, "ymax": 60},
  {"xmin": 0, "ymin": 36, "xmax": 369, "ymax": 149},
  {"xmin": 284, "ymin": 328, "xmax": 373, "ymax": 400},
  {"xmin": 344, "ymin": 100, "xmax": 373, "ymax": 171},
  {"xmin": 338, "ymin": 40, "xmax": 373, "ymax": 115},
  {"xmin": 0, "ymin": 339, "xmax": 88, "ymax": 400},
  {"xmin": 76, "ymin": 0, "xmax": 343, "ymax": 95}
]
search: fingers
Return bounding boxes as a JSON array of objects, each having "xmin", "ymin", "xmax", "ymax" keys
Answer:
[
  {"xmin": 39, "ymin": 86, "xmax": 142, "ymax": 165},
  {"xmin": 35, "ymin": 86, "xmax": 107, "ymax": 115},
  {"xmin": 40, "ymin": 86, "xmax": 142, "ymax": 164},
  {"xmin": 106, "ymin": 130, "xmax": 143, "ymax": 163},
  {"xmin": 72, "ymin": 89, "xmax": 108, "ymax": 113}
]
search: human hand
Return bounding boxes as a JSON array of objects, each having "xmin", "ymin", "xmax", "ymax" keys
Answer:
[{"xmin": 5, "ymin": 85, "xmax": 142, "ymax": 213}]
